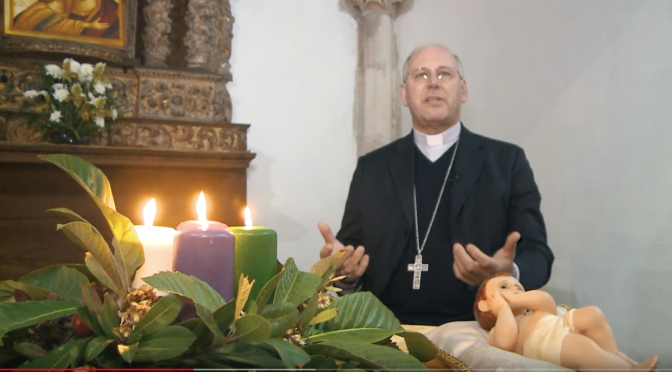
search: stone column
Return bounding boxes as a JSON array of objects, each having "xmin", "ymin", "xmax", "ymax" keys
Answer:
[
  {"xmin": 184, "ymin": 0, "xmax": 234, "ymax": 73},
  {"xmin": 142, "ymin": 0, "xmax": 173, "ymax": 67},
  {"xmin": 345, "ymin": 0, "xmax": 412, "ymax": 157}
]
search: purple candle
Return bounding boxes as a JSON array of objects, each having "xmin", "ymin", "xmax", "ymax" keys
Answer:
[{"xmin": 172, "ymin": 192, "xmax": 235, "ymax": 302}]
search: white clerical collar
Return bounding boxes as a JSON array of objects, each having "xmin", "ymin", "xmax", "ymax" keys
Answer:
[{"xmin": 413, "ymin": 121, "xmax": 461, "ymax": 147}]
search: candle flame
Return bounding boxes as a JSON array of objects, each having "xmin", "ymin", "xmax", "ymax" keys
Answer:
[
  {"xmin": 244, "ymin": 207, "xmax": 252, "ymax": 228},
  {"xmin": 197, "ymin": 192, "xmax": 208, "ymax": 229},
  {"xmin": 143, "ymin": 198, "xmax": 156, "ymax": 228}
]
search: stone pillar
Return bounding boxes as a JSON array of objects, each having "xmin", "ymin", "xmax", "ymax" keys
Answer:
[
  {"xmin": 184, "ymin": 0, "xmax": 234, "ymax": 73},
  {"xmin": 346, "ymin": 0, "xmax": 412, "ymax": 157},
  {"xmin": 143, "ymin": 0, "xmax": 173, "ymax": 67}
]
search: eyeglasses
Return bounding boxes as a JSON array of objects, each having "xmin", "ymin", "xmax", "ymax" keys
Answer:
[{"xmin": 407, "ymin": 67, "xmax": 462, "ymax": 82}]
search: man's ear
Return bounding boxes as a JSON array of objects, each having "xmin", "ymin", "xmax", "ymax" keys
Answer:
[
  {"xmin": 478, "ymin": 299, "xmax": 490, "ymax": 313},
  {"xmin": 400, "ymin": 84, "xmax": 409, "ymax": 107}
]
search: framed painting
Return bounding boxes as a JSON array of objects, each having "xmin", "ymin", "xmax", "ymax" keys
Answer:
[{"xmin": 1, "ymin": 0, "xmax": 137, "ymax": 63}]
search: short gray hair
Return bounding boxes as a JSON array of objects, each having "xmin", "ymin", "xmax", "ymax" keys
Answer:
[{"xmin": 402, "ymin": 44, "xmax": 464, "ymax": 83}]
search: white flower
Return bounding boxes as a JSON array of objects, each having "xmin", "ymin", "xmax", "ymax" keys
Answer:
[
  {"xmin": 95, "ymin": 62, "xmax": 106, "ymax": 70},
  {"xmin": 88, "ymin": 92, "xmax": 96, "ymax": 101},
  {"xmin": 64, "ymin": 58, "xmax": 81, "ymax": 74},
  {"xmin": 39, "ymin": 90, "xmax": 48, "ymax": 97},
  {"xmin": 105, "ymin": 83, "xmax": 113, "ymax": 89},
  {"xmin": 95, "ymin": 116, "xmax": 105, "ymax": 128},
  {"xmin": 93, "ymin": 82, "xmax": 106, "ymax": 95},
  {"xmin": 23, "ymin": 90, "xmax": 39, "ymax": 98},
  {"xmin": 53, "ymin": 88, "xmax": 69, "ymax": 102},
  {"xmin": 79, "ymin": 63, "xmax": 94, "ymax": 82},
  {"xmin": 52, "ymin": 83, "xmax": 64, "ymax": 90},
  {"xmin": 112, "ymin": 108, "xmax": 118, "ymax": 120},
  {"xmin": 45, "ymin": 64, "xmax": 64, "ymax": 79},
  {"xmin": 49, "ymin": 111, "xmax": 62, "ymax": 123}
]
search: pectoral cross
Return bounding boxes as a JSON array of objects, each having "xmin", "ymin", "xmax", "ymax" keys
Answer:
[{"xmin": 407, "ymin": 254, "xmax": 428, "ymax": 290}]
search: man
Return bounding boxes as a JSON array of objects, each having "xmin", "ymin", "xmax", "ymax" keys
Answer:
[{"xmin": 318, "ymin": 44, "xmax": 554, "ymax": 326}]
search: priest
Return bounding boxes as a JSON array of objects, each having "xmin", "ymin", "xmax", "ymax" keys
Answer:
[{"xmin": 318, "ymin": 44, "xmax": 554, "ymax": 326}]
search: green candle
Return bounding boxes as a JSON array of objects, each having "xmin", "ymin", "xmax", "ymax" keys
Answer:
[{"xmin": 229, "ymin": 208, "xmax": 277, "ymax": 303}]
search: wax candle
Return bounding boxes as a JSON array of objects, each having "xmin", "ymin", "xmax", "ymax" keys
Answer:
[
  {"xmin": 229, "ymin": 207, "xmax": 277, "ymax": 303},
  {"xmin": 132, "ymin": 199, "xmax": 176, "ymax": 296},
  {"xmin": 172, "ymin": 192, "xmax": 236, "ymax": 302}
]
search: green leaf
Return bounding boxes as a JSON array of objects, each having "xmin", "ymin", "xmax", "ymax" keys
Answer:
[
  {"xmin": 308, "ymin": 328, "xmax": 395, "ymax": 344},
  {"xmin": 133, "ymin": 325, "xmax": 196, "ymax": 362},
  {"xmin": 0, "ymin": 301, "xmax": 79, "ymax": 343},
  {"xmin": 309, "ymin": 254, "xmax": 341, "ymax": 278},
  {"xmin": 97, "ymin": 293, "xmax": 119, "ymax": 340},
  {"xmin": 261, "ymin": 302, "xmax": 299, "ymax": 337},
  {"xmin": 303, "ymin": 341, "xmax": 428, "ymax": 371},
  {"xmin": 118, "ymin": 342, "xmax": 139, "ymax": 363},
  {"xmin": 19, "ymin": 266, "xmax": 90, "ymax": 302},
  {"xmin": 231, "ymin": 314, "xmax": 271, "ymax": 344},
  {"xmin": 111, "ymin": 238, "xmax": 130, "ymax": 301},
  {"xmin": 235, "ymin": 274, "xmax": 254, "ymax": 321},
  {"xmin": 246, "ymin": 300, "xmax": 257, "ymax": 315},
  {"xmin": 0, "ymin": 280, "xmax": 52, "ymax": 301},
  {"xmin": 303, "ymin": 354, "xmax": 338, "ymax": 370},
  {"xmin": 46, "ymin": 208, "xmax": 97, "ymax": 232},
  {"xmin": 143, "ymin": 272, "xmax": 225, "ymax": 312},
  {"xmin": 274, "ymin": 258, "xmax": 321, "ymax": 306},
  {"xmin": 57, "ymin": 222, "xmax": 121, "ymax": 293},
  {"xmin": 309, "ymin": 308, "xmax": 339, "ymax": 326},
  {"xmin": 80, "ymin": 283, "xmax": 102, "ymax": 316},
  {"xmin": 84, "ymin": 336, "xmax": 114, "ymax": 362},
  {"xmin": 396, "ymin": 331, "xmax": 437, "ymax": 363},
  {"xmin": 84, "ymin": 253, "xmax": 117, "ymax": 291},
  {"xmin": 76, "ymin": 306, "xmax": 104, "ymax": 336},
  {"xmin": 195, "ymin": 303, "xmax": 226, "ymax": 346},
  {"xmin": 298, "ymin": 291, "xmax": 319, "ymax": 330},
  {"xmin": 309, "ymin": 292, "xmax": 403, "ymax": 337},
  {"xmin": 22, "ymin": 337, "xmax": 91, "ymax": 369},
  {"xmin": 131, "ymin": 294, "xmax": 181, "ymax": 337},
  {"xmin": 209, "ymin": 342, "xmax": 286, "ymax": 369},
  {"xmin": 264, "ymin": 337, "xmax": 311, "ymax": 368},
  {"xmin": 43, "ymin": 154, "xmax": 145, "ymax": 286},
  {"xmin": 175, "ymin": 318, "xmax": 202, "ymax": 333},
  {"xmin": 194, "ymin": 356, "xmax": 233, "ymax": 368},
  {"xmin": 255, "ymin": 268, "xmax": 284, "ymax": 313},
  {"xmin": 13, "ymin": 342, "xmax": 46, "ymax": 359}
]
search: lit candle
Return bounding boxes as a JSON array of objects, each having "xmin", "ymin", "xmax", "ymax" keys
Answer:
[
  {"xmin": 132, "ymin": 199, "xmax": 176, "ymax": 296},
  {"xmin": 228, "ymin": 207, "xmax": 277, "ymax": 303},
  {"xmin": 172, "ymin": 192, "xmax": 236, "ymax": 302}
]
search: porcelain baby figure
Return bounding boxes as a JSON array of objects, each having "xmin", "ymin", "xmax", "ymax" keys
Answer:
[{"xmin": 474, "ymin": 273, "xmax": 658, "ymax": 372}]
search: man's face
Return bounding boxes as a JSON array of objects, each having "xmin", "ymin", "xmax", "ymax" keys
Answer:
[{"xmin": 401, "ymin": 46, "xmax": 468, "ymax": 132}]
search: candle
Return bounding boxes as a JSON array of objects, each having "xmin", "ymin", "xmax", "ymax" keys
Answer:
[
  {"xmin": 132, "ymin": 198, "xmax": 176, "ymax": 296},
  {"xmin": 172, "ymin": 192, "xmax": 236, "ymax": 302},
  {"xmin": 229, "ymin": 207, "xmax": 277, "ymax": 303}
]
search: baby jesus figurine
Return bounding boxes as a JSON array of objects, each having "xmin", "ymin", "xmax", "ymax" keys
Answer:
[{"xmin": 474, "ymin": 273, "xmax": 658, "ymax": 372}]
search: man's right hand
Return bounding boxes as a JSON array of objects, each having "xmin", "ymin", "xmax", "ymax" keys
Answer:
[{"xmin": 318, "ymin": 222, "xmax": 369, "ymax": 285}]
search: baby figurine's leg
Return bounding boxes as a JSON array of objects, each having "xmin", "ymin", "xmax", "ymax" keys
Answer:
[
  {"xmin": 560, "ymin": 333, "xmax": 655, "ymax": 372},
  {"xmin": 571, "ymin": 306, "xmax": 619, "ymax": 353}
]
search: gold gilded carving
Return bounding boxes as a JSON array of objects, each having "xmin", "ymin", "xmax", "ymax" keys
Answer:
[
  {"xmin": 110, "ymin": 121, "xmax": 246, "ymax": 152},
  {"xmin": 5, "ymin": 116, "xmax": 44, "ymax": 144},
  {"xmin": 0, "ymin": 39, "xmax": 126, "ymax": 64}
]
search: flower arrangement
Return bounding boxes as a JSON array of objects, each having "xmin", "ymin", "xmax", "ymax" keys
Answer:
[
  {"xmin": 0, "ymin": 154, "xmax": 438, "ymax": 370},
  {"xmin": 20, "ymin": 59, "xmax": 119, "ymax": 145}
]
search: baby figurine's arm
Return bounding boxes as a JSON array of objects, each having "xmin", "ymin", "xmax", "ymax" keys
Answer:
[
  {"xmin": 488, "ymin": 301, "xmax": 518, "ymax": 352},
  {"xmin": 504, "ymin": 290, "xmax": 557, "ymax": 313}
]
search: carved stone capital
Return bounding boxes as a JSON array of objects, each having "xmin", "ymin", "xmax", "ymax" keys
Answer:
[{"xmin": 143, "ymin": 0, "xmax": 174, "ymax": 67}]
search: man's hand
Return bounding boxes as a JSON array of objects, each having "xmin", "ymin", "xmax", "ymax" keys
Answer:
[
  {"xmin": 453, "ymin": 232, "xmax": 521, "ymax": 286},
  {"xmin": 318, "ymin": 222, "xmax": 369, "ymax": 284}
]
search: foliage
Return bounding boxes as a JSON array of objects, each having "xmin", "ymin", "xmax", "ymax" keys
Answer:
[
  {"xmin": 20, "ymin": 59, "xmax": 119, "ymax": 141},
  {"xmin": 0, "ymin": 154, "xmax": 436, "ymax": 370}
]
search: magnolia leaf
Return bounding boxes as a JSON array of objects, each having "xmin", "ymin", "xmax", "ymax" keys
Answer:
[
  {"xmin": 0, "ymin": 301, "xmax": 79, "ymax": 344},
  {"xmin": 133, "ymin": 326, "xmax": 196, "ymax": 362},
  {"xmin": 19, "ymin": 266, "xmax": 90, "ymax": 302},
  {"xmin": 76, "ymin": 306, "xmax": 104, "ymax": 336},
  {"xmin": 195, "ymin": 304, "xmax": 226, "ymax": 346},
  {"xmin": 118, "ymin": 342, "xmax": 139, "ymax": 363},
  {"xmin": 308, "ymin": 254, "xmax": 341, "ymax": 277},
  {"xmin": 97, "ymin": 293, "xmax": 119, "ymax": 340},
  {"xmin": 43, "ymin": 154, "xmax": 145, "ymax": 283},
  {"xmin": 84, "ymin": 253, "xmax": 116, "ymax": 291},
  {"xmin": 261, "ymin": 302, "xmax": 299, "ymax": 337},
  {"xmin": 246, "ymin": 300, "xmax": 257, "ymax": 315},
  {"xmin": 22, "ymin": 337, "xmax": 91, "ymax": 369},
  {"xmin": 274, "ymin": 258, "xmax": 321, "ymax": 306},
  {"xmin": 235, "ymin": 275, "xmax": 254, "ymax": 321},
  {"xmin": 298, "ymin": 290, "xmax": 319, "ymax": 330},
  {"xmin": 84, "ymin": 336, "xmax": 114, "ymax": 362},
  {"xmin": 396, "ymin": 331, "xmax": 437, "ymax": 362},
  {"xmin": 309, "ymin": 308, "xmax": 339, "ymax": 326},
  {"xmin": 80, "ymin": 283, "xmax": 102, "ymax": 315},
  {"xmin": 209, "ymin": 342, "xmax": 285, "ymax": 369},
  {"xmin": 255, "ymin": 268, "xmax": 284, "ymax": 313},
  {"xmin": 308, "ymin": 292, "xmax": 403, "ymax": 337},
  {"xmin": 331, "ymin": 275, "xmax": 347, "ymax": 282},
  {"xmin": 0, "ymin": 280, "xmax": 51, "ymax": 302},
  {"xmin": 58, "ymin": 222, "xmax": 120, "ymax": 293},
  {"xmin": 46, "ymin": 208, "xmax": 97, "ymax": 233},
  {"xmin": 308, "ymin": 328, "xmax": 395, "ymax": 344},
  {"xmin": 325, "ymin": 286, "xmax": 342, "ymax": 292},
  {"xmin": 13, "ymin": 342, "xmax": 46, "ymax": 359},
  {"xmin": 194, "ymin": 356, "xmax": 234, "ymax": 368},
  {"xmin": 263, "ymin": 337, "xmax": 311, "ymax": 368},
  {"xmin": 111, "ymin": 238, "xmax": 129, "ymax": 301},
  {"xmin": 303, "ymin": 341, "xmax": 428, "ymax": 371},
  {"xmin": 131, "ymin": 294, "xmax": 181, "ymax": 337},
  {"xmin": 143, "ymin": 272, "xmax": 225, "ymax": 312},
  {"xmin": 231, "ymin": 314, "xmax": 271, "ymax": 344},
  {"xmin": 303, "ymin": 355, "xmax": 338, "ymax": 370}
]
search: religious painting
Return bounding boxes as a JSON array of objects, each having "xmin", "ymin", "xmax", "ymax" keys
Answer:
[{"xmin": 1, "ymin": 0, "xmax": 136, "ymax": 63}]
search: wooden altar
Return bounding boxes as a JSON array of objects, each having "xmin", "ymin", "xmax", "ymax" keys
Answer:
[{"xmin": 0, "ymin": 0, "xmax": 253, "ymax": 280}]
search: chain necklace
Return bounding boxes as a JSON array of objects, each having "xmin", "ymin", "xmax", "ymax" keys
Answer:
[{"xmin": 407, "ymin": 137, "xmax": 460, "ymax": 290}]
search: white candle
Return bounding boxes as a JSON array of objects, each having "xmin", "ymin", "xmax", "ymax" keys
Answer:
[{"xmin": 132, "ymin": 198, "xmax": 176, "ymax": 296}]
